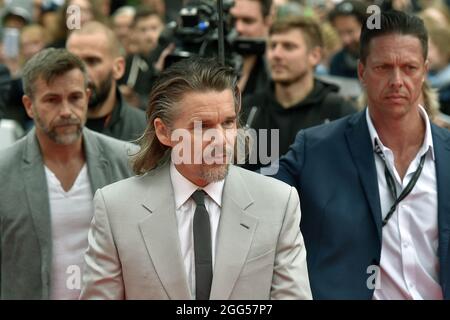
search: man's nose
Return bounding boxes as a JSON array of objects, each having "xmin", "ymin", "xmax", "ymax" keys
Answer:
[
  {"xmin": 235, "ymin": 20, "xmax": 246, "ymax": 36},
  {"xmin": 59, "ymin": 100, "xmax": 73, "ymax": 118},
  {"xmin": 270, "ymin": 44, "xmax": 283, "ymax": 58},
  {"xmin": 341, "ymin": 33, "xmax": 352, "ymax": 46},
  {"xmin": 389, "ymin": 68, "xmax": 403, "ymax": 89}
]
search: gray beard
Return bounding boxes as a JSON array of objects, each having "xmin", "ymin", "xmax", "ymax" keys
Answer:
[
  {"xmin": 199, "ymin": 163, "xmax": 230, "ymax": 184},
  {"xmin": 34, "ymin": 111, "xmax": 83, "ymax": 145}
]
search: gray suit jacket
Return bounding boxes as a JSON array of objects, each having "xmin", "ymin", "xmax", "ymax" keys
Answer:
[
  {"xmin": 80, "ymin": 164, "xmax": 312, "ymax": 299},
  {"xmin": 0, "ymin": 128, "xmax": 136, "ymax": 299}
]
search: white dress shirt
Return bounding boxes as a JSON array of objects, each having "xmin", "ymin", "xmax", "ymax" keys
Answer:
[
  {"xmin": 169, "ymin": 161, "xmax": 224, "ymax": 299},
  {"xmin": 46, "ymin": 164, "xmax": 94, "ymax": 300},
  {"xmin": 366, "ymin": 107, "xmax": 443, "ymax": 300}
]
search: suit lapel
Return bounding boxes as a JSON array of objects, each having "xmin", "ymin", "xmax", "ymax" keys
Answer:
[
  {"xmin": 22, "ymin": 130, "xmax": 52, "ymax": 299},
  {"xmin": 431, "ymin": 125, "xmax": 450, "ymax": 296},
  {"xmin": 138, "ymin": 164, "xmax": 191, "ymax": 299},
  {"xmin": 209, "ymin": 166, "xmax": 257, "ymax": 300},
  {"xmin": 345, "ymin": 111, "xmax": 383, "ymax": 242},
  {"xmin": 83, "ymin": 129, "xmax": 111, "ymax": 194}
]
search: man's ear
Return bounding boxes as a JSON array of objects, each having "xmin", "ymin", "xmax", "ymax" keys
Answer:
[
  {"xmin": 308, "ymin": 46, "xmax": 322, "ymax": 67},
  {"xmin": 22, "ymin": 95, "xmax": 34, "ymax": 119},
  {"xmin": 154, "ymin": 118, "xmax": 172, "ymax": 147},
  {"xmin": 357, "ymin": 60, "xmax": 366, "ymax": 86},
  {"xmin": 423, "ymin": 59, "xmax": 429, "ymax": 82},
  {"xmin": 86, "ymin": 87, "xmax": 92, "ymax": 102},
  {"xmin": 112, "ymin": 56, "xmax": 125, "ymax": 80}
]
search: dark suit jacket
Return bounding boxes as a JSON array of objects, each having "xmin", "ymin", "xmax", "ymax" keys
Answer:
[
  {"xmin": 273, "ymin": 110, "xmax": 450, "ymax": 299},
  {"xmin": 0, "ymin": 128, "xmax": 136, "ymax": 299}
]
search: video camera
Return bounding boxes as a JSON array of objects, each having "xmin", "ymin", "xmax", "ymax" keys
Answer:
[{"xmin": 154, "ymin": 0, "xmax": 266, "ymax": 70}]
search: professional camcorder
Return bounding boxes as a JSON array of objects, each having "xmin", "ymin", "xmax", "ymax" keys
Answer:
[{"xmin": 154, "ymin": 0, "xmax": 266, "ymax": 70}]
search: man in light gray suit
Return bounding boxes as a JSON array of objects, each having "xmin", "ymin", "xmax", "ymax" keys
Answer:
[
  {"xmin": 81, "ymin": 57, "xmax": 312, "ymax": 300},
  {"xmin": 0, "ymin": 48, "xmax": 136, "ymax": 299}
]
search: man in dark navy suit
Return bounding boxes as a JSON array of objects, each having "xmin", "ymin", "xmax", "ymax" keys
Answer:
[{"xmin": 272, "ymin": 10, "xmax": 450, "ymax": 299}]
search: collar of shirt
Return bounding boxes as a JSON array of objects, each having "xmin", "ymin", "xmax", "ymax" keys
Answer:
[
  {"xmin": 169, "ymin": 161, "xmax": 225, "ymax": 210},
  {"xmin": 365, "ymin": 105, "xmax": 435, "ymax": 162}
]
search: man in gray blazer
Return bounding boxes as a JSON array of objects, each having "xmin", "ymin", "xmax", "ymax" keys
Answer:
[
  {"xmin": 80, "ymin": 57, "xmax": 312, "ymax": 300},
  {"xmin": 0, "ymin": 48, "xmax": 136, "ymax": 299}
]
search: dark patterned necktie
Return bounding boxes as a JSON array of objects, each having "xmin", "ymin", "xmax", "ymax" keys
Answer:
[{"xmin": 191, "ymin": 189, "xmax": 213, "ymax": 300}]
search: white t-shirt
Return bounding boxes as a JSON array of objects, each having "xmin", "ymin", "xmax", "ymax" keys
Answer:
[{"xmin": 45, "ymin": 164, "xmax": 93, "ymax": 300}]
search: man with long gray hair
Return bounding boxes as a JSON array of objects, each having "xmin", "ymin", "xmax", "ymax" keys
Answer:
[{"xmin": 80, "ymin": 56, "xmax": 312, "ymax": 300}]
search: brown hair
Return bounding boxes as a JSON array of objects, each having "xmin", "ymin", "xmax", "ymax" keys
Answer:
[
  {"xmin": 270, "ymin": 16, "xmax": 324, "ymax": 49},
  {"xmin": 22, "ymin": 48, "xmax": 88, "ymax": 99},
  {"xmin": 132, "ymin": 5, "xmax": 164, "ymax": 28}
]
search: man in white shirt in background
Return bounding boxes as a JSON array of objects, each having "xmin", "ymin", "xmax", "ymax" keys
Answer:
[
  {"xmin": 271, "ymin": 10, "xmax": 450, "ymax": 299},
  {"xmin": 0, "ymin": 48, "xmax": 135, "ymax": 299}
]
